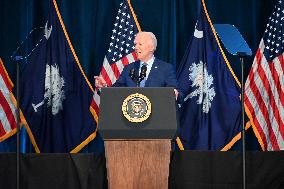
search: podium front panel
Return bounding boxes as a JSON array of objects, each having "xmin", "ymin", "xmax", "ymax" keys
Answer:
[{"xmin": 99, "ymin": 87, "xmax": 177, "ymax": 139}]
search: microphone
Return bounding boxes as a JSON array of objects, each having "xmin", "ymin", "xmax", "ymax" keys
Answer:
[
  {"xmin": 129, "ymin": 68, "xmax": 136, "ymax": 81},
  {"xmin": 139, "ymin": 64, "xmax": 147, "ymax": 81}
]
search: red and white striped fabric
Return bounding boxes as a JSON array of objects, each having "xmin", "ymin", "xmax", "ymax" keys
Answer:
[
  {"xmin": 244, "ymin": 0, "xmax": 284, "ymax": 151},
  {"xmin": 91, "ymin": 53, "xmax": 137, "ymax": 115},
  {"xmin": 0, "ymin": 58, "xmax": 17, "ymax": 141},
  {"xmin": 90, "ymin": 0, "xmax": 139, "ymax": 118}
]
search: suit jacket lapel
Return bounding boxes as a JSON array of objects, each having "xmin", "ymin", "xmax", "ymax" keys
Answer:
[
  {"xmin": 134, "ymin": 61, "xmax": 140, "ymax": 78},
  {"xmin": 145, "ymin": 59, "xmax": 158, "ymax": 87}
]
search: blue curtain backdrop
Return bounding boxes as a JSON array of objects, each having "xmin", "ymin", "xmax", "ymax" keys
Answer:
[{"xmin": 0, "ymin": 0, "xmax": 276, "ymax": 152}]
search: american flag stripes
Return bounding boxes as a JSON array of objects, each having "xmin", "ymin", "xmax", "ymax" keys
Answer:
[
  {"xmin": 0, "ymin": 58, "xmax": 17, "ymax": 142},
  {"xmin": 90, "ymin": 0, "xmax": 140, "ymax": 118},
  {"xmin": 245, "ymin": 0, "xmax": 284, "ymax": 151}
]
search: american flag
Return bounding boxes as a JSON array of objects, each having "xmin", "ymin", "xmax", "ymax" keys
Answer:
[
  {"xmin": 0, "ymin": 58, "xmax": 17, "ymax": 141},
  {"xmin": 90, "ymin": 0, "xmax": 140, "ymax": 119},
  {"xmin": 245, "ymin": 0, "xmax": 284, "ymax": 151}
]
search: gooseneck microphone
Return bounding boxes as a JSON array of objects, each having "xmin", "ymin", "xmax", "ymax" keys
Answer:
[
  {"xmin": 128, "ymin": 64, "xmax": 147, "ymax": 87},
  {"xmin": 139, "ymin": 64, "xmax": 147, "ymax": 82},
  {"xmin": 129, "ymin": 68, "xmax": 136, "ymax": 81}
]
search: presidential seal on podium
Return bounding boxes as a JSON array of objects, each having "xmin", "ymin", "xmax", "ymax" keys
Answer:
[{"xmin": 122, "ymin": 93, "xmax": 151, "ymax": 123}]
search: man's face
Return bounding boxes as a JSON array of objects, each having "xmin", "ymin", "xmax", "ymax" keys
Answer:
[{"xmin": 134, "ymin": 33, "xmax": 154, "ymax": 62}]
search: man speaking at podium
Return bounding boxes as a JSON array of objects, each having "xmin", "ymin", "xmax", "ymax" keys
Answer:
[{"xmin": 94, "ymin": 31, "xmax": 181, "ymax": 100}]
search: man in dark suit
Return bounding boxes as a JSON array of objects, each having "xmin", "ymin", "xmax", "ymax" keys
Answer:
[{"xmin": 95, "ymin": 31, "xmax": 180, "ymax": 100}]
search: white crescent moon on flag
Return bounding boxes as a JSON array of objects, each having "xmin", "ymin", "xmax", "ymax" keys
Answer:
[{"xmin": 194, "ymin": 28, "xmax": 203, "ymax": 38}]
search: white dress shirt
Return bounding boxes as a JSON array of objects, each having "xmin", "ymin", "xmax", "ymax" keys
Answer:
[{"xmin": 139, "ymin": 56, "xmax": 155, "ymax": 80}]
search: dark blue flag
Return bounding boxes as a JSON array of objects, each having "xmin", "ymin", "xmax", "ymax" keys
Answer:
[
  {"xmin": 177, "ymin": 2, "xmax": 242, "ymax": 151},
  {"xmin": 19, "ymin": 0, "xmax": 98, "ymax": 152}
]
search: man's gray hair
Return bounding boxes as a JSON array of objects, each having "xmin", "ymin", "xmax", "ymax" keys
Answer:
[{"xmin": 136, "ymin": 31, "xmax": 157, "ymax": 50}]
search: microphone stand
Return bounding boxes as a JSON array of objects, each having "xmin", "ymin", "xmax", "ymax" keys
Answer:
[{"xmin": 136, "ymin": 79, "xmax": 140, "ymax": 87}]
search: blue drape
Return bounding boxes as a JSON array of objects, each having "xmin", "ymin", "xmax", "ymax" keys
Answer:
[{"xmin": 0, "ymin": 0, "xmax": 276, "ymax": 151}]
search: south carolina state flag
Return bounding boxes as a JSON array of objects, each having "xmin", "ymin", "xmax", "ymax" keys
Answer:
[
  {"xmin": 19, "ymin": 0, "xmax": 98, "ymax": 152},
  {"xmin": 177, "ymin": 0, "xmax": 242, "ymax": 151}
]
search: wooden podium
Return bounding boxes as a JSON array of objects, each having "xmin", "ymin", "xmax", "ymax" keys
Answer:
[{"xmin": 99, "ymin": 88, "xmax": 177, "ymax": 189}]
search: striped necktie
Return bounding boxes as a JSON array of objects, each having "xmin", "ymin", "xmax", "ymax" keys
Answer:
[{"xmin": 140, "ymin": 62, "xmax": 147, "ymax": 87}]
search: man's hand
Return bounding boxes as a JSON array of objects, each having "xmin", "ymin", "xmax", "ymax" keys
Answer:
[
  {"xmin": 94, "ymin": 76, "xmax": 107, "ymax": 88},
  {"xmin": 174, "ymin": 89, "xmax": 179, "ymax": 100}
]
